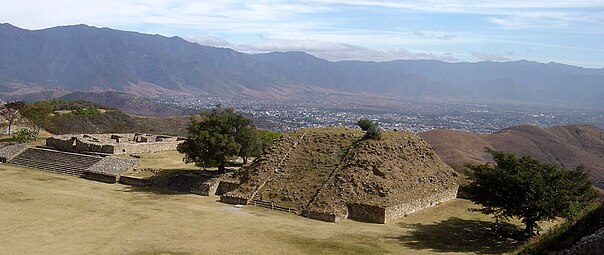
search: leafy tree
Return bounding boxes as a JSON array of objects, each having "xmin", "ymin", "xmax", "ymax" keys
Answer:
[
  {"xmin": 13, "ymin": 128, "xmax": 37, "ymax": 143},
  {"xmin": 357, "ymin": 118, "xmax": 374, "ymax": 131},
  {"xmin": 0, "ymin": 101, "xmax": 26, "ymax": 134},
  {"xmin": 465, "ymin": 149, "xmax": 597, "ymax": 236},
  {"xmin": 178, "ymin": 107, "xmax": 258, "ymax": 170},
  {"xmin": 21, "ymin": 101, "xmax": 53, "ymax": 138},
  {"xmin": 236, "ymin": 126, "xmax": 261, "ymax": 164},
  {"xmin": 257, "ymin": 130, "xmax": 282, "ymax": 152}
]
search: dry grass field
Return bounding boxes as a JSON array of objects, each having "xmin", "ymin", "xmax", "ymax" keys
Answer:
[{"xmin": 0, "ymin": 164, "xmax": 561, "ymax": 255}]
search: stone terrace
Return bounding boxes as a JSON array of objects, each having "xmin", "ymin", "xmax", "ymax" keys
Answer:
[{"xmin": 9, "ymin": 147, "xmax": 103, "ymax": 177}]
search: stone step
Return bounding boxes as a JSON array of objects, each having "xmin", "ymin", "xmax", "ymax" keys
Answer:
[
  {"xmin": 11, "ymin": 162, "xmax": 84, "ymax": 176},
  {"xmin": 10, "ymin": 158, "xmax": 97, "ymax": 171},
  {"xmin": 9, "ymin": 148, "xmax": 102, "ymax": 177},
  {"xmin": 11, "ymin": 155, "xmax": 98, "ymax": 166},
  {"xmin": 10, "ymin": 158, "xmax": 86, "ymax": 171},
  {"xmin": 13, "ymin": 149, "xmax": 100, "ymax": 160},
  {"xmin": 10, "ymin": 159, "xmax": 87, "ymax": 172}
]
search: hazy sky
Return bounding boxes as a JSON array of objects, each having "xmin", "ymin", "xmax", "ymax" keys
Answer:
[{"xmin": 2, "ymin": 1, "xmax": 603, "ymax": 68}]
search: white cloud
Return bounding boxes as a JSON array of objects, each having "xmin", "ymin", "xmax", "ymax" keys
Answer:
[
  {"xmin": 2, "ymin": 1, "xmax": 602, "ymax": 31},
  {"xmin": 1, "ymin": 0, "xmax": 602, "ymax": 66},
  {"xmin": 471, "ymin": 52, "xmax": 510, "ymax": 61},
  {"xmin": 187, "ymin": 36, "xmax": 459, "ymax": 62}
]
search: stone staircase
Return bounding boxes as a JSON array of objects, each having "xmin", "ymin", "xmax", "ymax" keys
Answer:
[{"xmin": 9, "ymin": 148, "xmax": 103, "ymax": 177}]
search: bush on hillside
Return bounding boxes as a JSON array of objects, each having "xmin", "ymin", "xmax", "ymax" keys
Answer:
[{"xmin": 363, "ymin": 123, "xmax": 382, "ymax": 140}]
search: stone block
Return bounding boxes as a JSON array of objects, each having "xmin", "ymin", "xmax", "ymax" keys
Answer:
[
  {"xmin": 192, "ymin": 179, "xmax": 221, "ymax": 196},
  {"xmin": 75, "ymin": 139, "xmax": 91, "ymax": 151},
  {"xmin": 101, "ymin": 145, "xmax": 115, "ymax": 154},
  {"xmin": 347, "ymin": 203, "xmax": 386, "ymax": 223},
  {"xmin": 220, "ymin": 194, "xmax": 248, "ymax": 205},
  {"xmin": 306, "ymin": 211, "xmax": 345, "ymax": 222},
  {"xmin": 216, "ymin": 180, "xmax": 240, "ymax": 195},
  {"xmin": 118, "ymin": 176, "xmax": 152, "ymax": 186},
  {"xmin": 82, "ymin": 171, "xmax": 117, "ymax": 183},
  {"xmin": 89, "ymin": 143, "xmax": 103, "ymax": 152}
]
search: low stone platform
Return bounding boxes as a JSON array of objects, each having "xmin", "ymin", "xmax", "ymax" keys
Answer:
[{"xmin": 8, "ymin": 147, "xmax": 139, "ymax": 181}]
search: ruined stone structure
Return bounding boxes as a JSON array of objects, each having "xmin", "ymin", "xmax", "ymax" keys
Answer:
[
  {"xmin": 46, "ymin": 133, "xmax": 184, "ymax": 155},
  {"xmin": 221, "ymin": 128, "xmax": 460, "ymax": 224},
  {"xmin": 6, "ymin": 146, "xmax": 139, "ymax": 183}
]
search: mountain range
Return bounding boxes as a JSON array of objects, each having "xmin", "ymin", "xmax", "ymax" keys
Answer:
[{"xmin": 1, "ymin": 23, "xmax": 604, "ymax": 110}]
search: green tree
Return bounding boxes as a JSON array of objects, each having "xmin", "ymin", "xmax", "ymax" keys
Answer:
[
  {"xmin": 256, "ymin": 130, "xmax": 282, "ymax": 152},
  {"xmin": 0, "ymin": 101, "xmax": 26, "ymax": 134},
  {"xmin": 236, "ymin": 126, "xmax": 261, "ymax": 164},
  {"xmin": 465, "ymin": 149, "xmax": 597, "ymax": 236},
  {"xmin": 21, "ymin": 101, "xmax": 53, "ymax": 138},
  {"xmin": 178, "ymin": 107, "xmax": 258, "ymax": 170},
  {"xmin": 357, "ymin": 118, "xmax": 374, "ymax": 131},
  {"xmin": 13, "ymin": 128, "xmax": 37, "ymax": 143}
]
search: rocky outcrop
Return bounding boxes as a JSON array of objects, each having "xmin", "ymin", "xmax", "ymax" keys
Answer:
[{"xmin": 554, "ymin": 225, "xmax": 604, "ymax": 255}]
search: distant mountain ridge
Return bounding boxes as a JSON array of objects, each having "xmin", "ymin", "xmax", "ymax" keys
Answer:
[{"xmin": 1, "ymin": 23, "xmax": 604, "ymax": 110}]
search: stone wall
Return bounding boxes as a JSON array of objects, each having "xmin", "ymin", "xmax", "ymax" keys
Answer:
[
  {"xmin": 384, "ymin": 187, "xmax": 459, "ymax": 223},
  {"xmin": 46, "ymin": 133, "xmax": 183, "ymax": 155},
  {"xmin": 118, "ymin": 176, "xmax": 152, "ymax": 186},
  {"xmin": 347, "ymin": 203, "xmax": 386, "ymax": 223},
  {"xmin": 216, "ymin": 180, "xmax": 240, "ymax": 195},
  {"xmin": 220, "ymin": 194, "xmax": 249, "ymax": 205},
  {"xmin": 306, "ymin": 211, "xmax": 348, "ymax": 223},
  {"xmin": 45, "ymin": 136, "xmax": 75, "ymax": 151},
  {"xmin": 345, "ymin": 187, "xmax": 459, "ymax": 224},
  {"xmin": 111, "ymin": 141, "xmax": 180, "ymax": 154},
  {"xmin": 191, "ymin": 179, "xmax": 221, "ymax": 196},
  {"xmin": 82, "ymin": 171, "xmax": 118, "ymax": 183}
]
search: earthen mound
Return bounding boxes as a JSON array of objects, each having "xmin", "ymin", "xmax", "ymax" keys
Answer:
[{"xmin": 222, "ymin": 128, "xmax": 459, "ymax": 223}]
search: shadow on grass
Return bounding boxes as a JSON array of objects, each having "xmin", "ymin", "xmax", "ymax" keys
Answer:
[
  {"xmin": 390, "ymin": 217, "xmax": 520, "ymax": 254},
  {"xmin": 122, "ymin": 168, "xmax": 231, "ymax": 195}
]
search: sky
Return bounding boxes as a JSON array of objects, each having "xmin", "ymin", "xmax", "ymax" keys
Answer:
[{"xmin": 1, "ymin": 1, "xmax": 604, "ymax": 68}]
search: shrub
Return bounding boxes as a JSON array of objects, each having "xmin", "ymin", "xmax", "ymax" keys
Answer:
[
  {"xmin": 357, "ymin": 118, "xmax": 374, "ymax": 131},
  {"xmin": 364, "ymin": 123, "xmax": 382, "ymax": 140},
  {"xmin": 73, "ymin": 107, "xmax": 101, "ymax": 116},
  {"xmin": 13, "ymin": 128, "xmax": 37, "ymax": 143}
]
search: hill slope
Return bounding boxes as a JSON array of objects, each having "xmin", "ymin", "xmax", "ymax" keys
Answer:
[
  {"xmin": 420, "ymin": 124, "xmax": 604, "ymax": 188},
  {"xmin": 58, "ymin": 91, "xmax": 196, "ymax": 117},
  {"xmin": 1, "ymin": 23, "xmax": 604, "ymax": 109}
]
